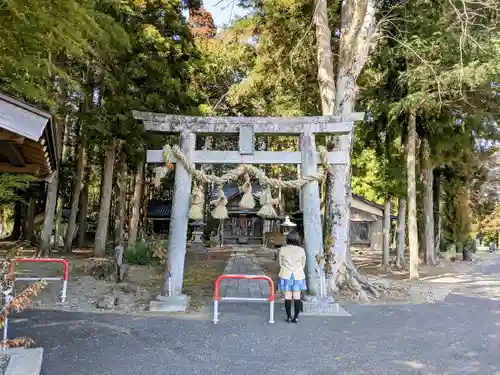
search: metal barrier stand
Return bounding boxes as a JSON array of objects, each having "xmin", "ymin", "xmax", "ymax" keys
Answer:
[
  {"xmin": 213, "ymin": 274, "xmax": 275, "ymax": 324},
  {"xmin": 8, "ymin": 258, "xmax": 69, "ymax": 303},
  {"xmin": 3, "ymin": 258, "xmax": 70, "ymax": 349}
]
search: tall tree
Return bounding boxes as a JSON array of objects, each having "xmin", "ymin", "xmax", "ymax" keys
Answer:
[{"xmin": 94, "ymin": 139, "xmax": 116, "ymax": 256}]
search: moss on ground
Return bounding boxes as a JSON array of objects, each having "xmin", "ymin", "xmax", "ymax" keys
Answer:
[{"xmin": 182, "ymin": 251, "xmax": 230, "ymax": 311}]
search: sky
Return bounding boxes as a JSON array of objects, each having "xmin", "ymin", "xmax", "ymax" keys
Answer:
[{"xmin": 201, "ymin": 0, "xmax": 249, "ymax": 28}]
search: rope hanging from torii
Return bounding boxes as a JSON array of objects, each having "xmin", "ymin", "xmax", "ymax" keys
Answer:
[{"xmin": 154, "ymin": 144, "xmax": 331, "ymax": 219}]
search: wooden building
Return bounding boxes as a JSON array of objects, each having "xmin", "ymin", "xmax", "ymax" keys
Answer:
[
  {"xmin": 0, "ymin": 92, "xmax": 61, "ymax": 243},
  {"xmin": 147, "ymin": 183, "xmax": 285, "ymax": 245},
  {"xmin": 206, "ymin": 183, "xmax": 285, "ymax": 246},
  {"xmin": 146, "ymin": 199, "xmax": 173, "ymax": 234},
  {"xmin": 146, "ymin": 180, "xmax": 388, "ymax": 251},
  {"xmin": 0, "ymin": 92, "xmax": 60, "ymax": 178},
  {"xmin": 290, "ymin": 194, "xmax": 387, "ymax": 251}
]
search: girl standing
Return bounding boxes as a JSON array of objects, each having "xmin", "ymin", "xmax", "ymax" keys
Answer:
[{"xmin": 278, "ymin": 231, "xmax": 306, "ymax": 323}]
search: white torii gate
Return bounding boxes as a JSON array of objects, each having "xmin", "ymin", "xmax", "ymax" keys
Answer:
[{"xmin": 134, "ymin": 111, "xmax": 363, "ymax": 311}]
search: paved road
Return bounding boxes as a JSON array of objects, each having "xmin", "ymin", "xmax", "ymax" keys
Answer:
[{"xmin": 10, "ymin": 255, "xmax": 500, "ymax": 375}]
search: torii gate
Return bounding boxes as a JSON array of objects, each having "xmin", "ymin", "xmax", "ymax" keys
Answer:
[{"xmin": 133, "ymin": 111, "xmax": 363, "ymax": 311}]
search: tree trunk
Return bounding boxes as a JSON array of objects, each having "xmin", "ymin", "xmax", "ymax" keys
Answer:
[
  {"xmin": 422, "ymin": 139, "xmax": 435, "ymax": 266},
  {"xmin": 54, "ymin": 118, "xmax": 71, "ymax": 249},
  {"xmin": 382, "ymin": 197, "xmax": 391, "ymax": 269},
  {"xmin": 416, "ymin": 141, "xmax": 425, "ymax": 259},
  {"xmin": 433, "ymin": 169, "xmax": 441, "ymax": 258},
  {"xmin": 407, "ymin": 110, "xmax": 419, "ymax": 279},
  {"xmin": 12, "ymin": 201, "xmax": 23, "ymax": 240},
  {"xmin": 313, "ymin": 0, "xmax": 335, "ymax": 115},
  {"xmin": 94, "ymin": 139, "xmax": 117, "ymax": 257},
  {"xmin": 37, "ymin": 171, "xmax": 59, "ymax": 256},
  {"xmin": 98, "ymin": 153, "xmax": 106, "ymax": 206},
  {"xmin": 0, "ymin": 207, "xmax": 4, "ymax": 237},
  {"xmin": 127, "ymin": 158, "xmax": 144, "ymax": 247},
  {"xmin": 77, "ymin": 166, "xmax": 90, "ymax": 248},
  {"xmin": 23, "ymin": 195, "xmax": 36, "ymax": 244},
  {"xmin": 314, "ymin": 0, "xmax": 337, "ymax": 296},
  {"xmin": 141, "ymin": 173, "xmax": 151, "ymax": 234},
  {"xmin": 64, "ymin": 140, "xmax": 87, "ymax": 253},
  {"xmin": 115, "ymin": 152, "xmax": 127, "ymax": 246},
  {"xmin": 316, "ymin": 0, "xmax": 378, "ymax": 299},
  {"xmin": 396, "ymin": 198, "xmax": 407, "ymax": 267}
]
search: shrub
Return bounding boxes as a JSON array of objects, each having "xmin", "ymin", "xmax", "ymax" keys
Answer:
[
  {"xmin": 124, "ymin": 240, "xmax": 153, "ymax": 265},
  {"xmin": 124, "ymin": 237, "xmax": 168, "ymax": 266}
]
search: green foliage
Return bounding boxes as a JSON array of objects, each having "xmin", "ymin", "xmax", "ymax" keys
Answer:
[
  {"xmin": 0, "ymin": 0, "xmax": 128, "ymax": 111},
  {"xmin": 0, "ymin": 174, "xmax": 36, "ymax": 204},
  {"xmin": 191, "ymin": 20, "xmax": 256, "ymax": 116},
  {"xmin": 2, "ymin": 0, "xmax": 499, "ymax": 252},
  {"xmin": 442, "ymin": 174, "xmax": 470, "ymax": 246},
  {"xmin": 124, "ymin": 240, "xmax": 154, "ymax": 266},
  {"xmin": 124, "ymin": 237, "xmax": 167, "ymax": 265},
  {"xmin": 224, "ymin": 1, "xmax": 327, "ymax": 117},
  {"xmin": 482, "ymin": 232, "xmax": 498, "ymax": 247},
  {"xmin": 351, "ymin": 148, "xmax": 383, "ymax": 203}
]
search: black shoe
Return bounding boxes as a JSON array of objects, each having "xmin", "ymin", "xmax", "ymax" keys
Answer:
[
  {"xmin": 293, "ymin": 299, "xmax": 301, "ymax": 323},
  {"xmin": 284, "ymin": 299, "xmax": 292, "ymax": 323}
]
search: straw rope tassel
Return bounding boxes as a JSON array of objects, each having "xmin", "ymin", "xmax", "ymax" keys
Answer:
[
  {"xmin": 210, "ymin": 184, "xmax": 228, "ymax": 219},
  {"xmin": 238, "ymin": 172, "xmax": 255, "ymax": 209},
  {"xmin": 257, "ymin": 186, "xmax": 279, "ymax": 218},
  {"xmin": 153, "ymin": 166, "xmax": 168, "ymax": 187},
  {"xmin": 188, "ymin": 182, "xmax": 204, "ymax": 221}
]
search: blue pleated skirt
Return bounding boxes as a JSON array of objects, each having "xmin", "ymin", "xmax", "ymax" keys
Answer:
[{"xmin": 279, "ymin": 274, "xmax": 307, "ymax": 292}]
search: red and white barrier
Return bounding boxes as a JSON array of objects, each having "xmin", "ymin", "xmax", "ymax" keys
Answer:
[
  {"xmin": 213, "ymin": 274, "xmax": 275, "ymax": 324},
  {"xmin": 8, "ymin": 258, "xmax": 69, "ymax": 303}
]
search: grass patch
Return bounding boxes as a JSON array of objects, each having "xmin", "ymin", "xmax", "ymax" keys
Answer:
[{"xmin": 182, "ymin": 251, "xmax": 231, "ymax": 311}]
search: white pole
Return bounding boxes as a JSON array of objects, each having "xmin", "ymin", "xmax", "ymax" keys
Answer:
[
  {"xmin": 61, "ymin": 280, "xmax": 68, "ymax": 302},
  {"xmin": 213, "ymin": 300, "xmax": 219, "ymax": 324},
  {"xmin": 269, "ymin": 301, "xmax": 275, "ymax": 324}
]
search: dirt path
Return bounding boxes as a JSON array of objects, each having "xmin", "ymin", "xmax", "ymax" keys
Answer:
[{"xmin": 254, "ymin": 247, "xmax": 496, "ymax": 305}]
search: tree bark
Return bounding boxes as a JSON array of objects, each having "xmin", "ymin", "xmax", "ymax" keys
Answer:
[
  {"xmin": 396, "ymin": 198, "xmax": 406, "ymax": 267},
  {"xmin": 313, "ymin": 0, "xmax": 335, "ymax": 114},
  {"xmin": 422, "ymin": 139, "xmax": 435, "ymax": 265},
  {"xmin": 37, "ymin": 171, "xmax": 59, "ymax": 256},
  {"xmin": 23, "ymin": 194, "xmax": 36, "ymax": 244},
  {"xmin": 382, "ymin": 197, "xmax": 391, "ymax": 269},
  {"xmin": 316, "ymin": 0, "xmax": 379, "ymax": 298},
  {"xmin": 127, "ymin": 158, "xmax": 144, "ymax": 247},
  {"xmin": 64, "ymin": 139, "xmax": 87, "ymax": 253},
  {"xmin": 433, "ymin": 169, "xmax": 441, "ymax": 257},
  {"xmin": 114, "ymin": 151, "xmax": 127, "ymax": 246},
  {"xmin": 141, "ymin": 172, "xmax": 151, "ymax": 234},
  {"xmin": 12, "ymin": 201, "xmax": 23, "ymax": 240},
  {"xmin": 77, "ymin": 165, "xmax": 90, "ymax": 248},
  {"xmin": 54, "ymin": 118, "xmax": 71, "ymax": 249},
  {"xmin": 94, "ymin": 139, "xmax": 117, "ymax": 257},
  {"xmin": 407, "ymin": 110, "xmax": 419, "ymax": 279}
]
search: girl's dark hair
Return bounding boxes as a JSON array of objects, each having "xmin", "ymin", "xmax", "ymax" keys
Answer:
[{"xmin": 286, "ymin": 231, "xmax": 301, "ymax": 246}]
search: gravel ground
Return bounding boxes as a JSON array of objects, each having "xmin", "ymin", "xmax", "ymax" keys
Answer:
[{"xmin": 0, "ymin": 355, "xmax": 10, "ymax": 375}]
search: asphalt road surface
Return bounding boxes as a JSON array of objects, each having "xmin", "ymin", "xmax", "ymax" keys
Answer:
[{"xmin": 10, "ymin": 256, "xmax": 500, "ymax": 375}]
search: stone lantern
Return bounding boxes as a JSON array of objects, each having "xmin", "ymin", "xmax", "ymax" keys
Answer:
[
  {"xmin": 280, "ymin": 215, "xmax": 297, "ymax": 236},
  {"xmin": 191, "ymin": 220, "xmax": 204, "ymax": 244}
]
